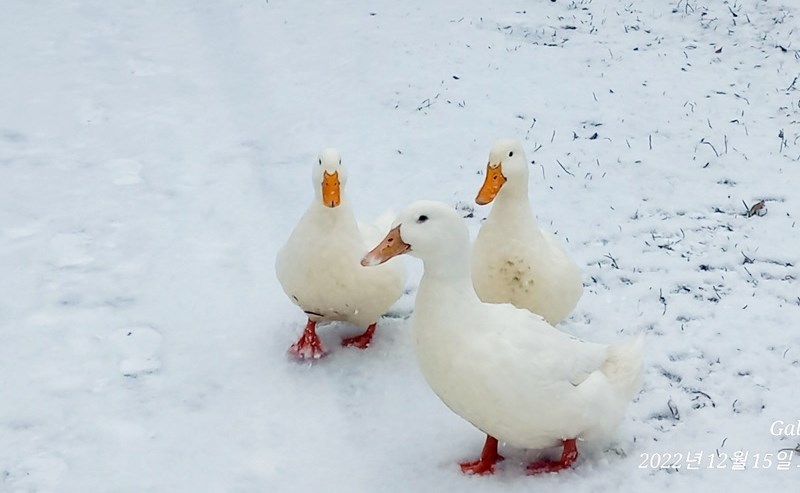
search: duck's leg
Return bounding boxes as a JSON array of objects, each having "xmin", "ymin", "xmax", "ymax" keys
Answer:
[
  {"xmin": 341, "ymin": 323, "xmax": 376, "ymax": 349},
  {"xmin": 526, "ymin": 439, "xmax": 578, "ymax": 474},
  {"xmin": 288, "ymin": 319, "xmax": 326, "ymax": 359},
  {"xmin": 459, "ymin": 435, "xmax": 504, "ymax": 475}
]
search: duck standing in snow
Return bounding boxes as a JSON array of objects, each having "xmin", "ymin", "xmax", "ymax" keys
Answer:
[
  {"xmin": 362, "ymin": 201, "xmax": 643, "ymax": 475},
  {"xmin": 275, "ymin": 149, "xmax": 404, "ymax": 359},
  {"xmin": 472, "ymin": 139, "xmax": 583, "ymax": 325}
]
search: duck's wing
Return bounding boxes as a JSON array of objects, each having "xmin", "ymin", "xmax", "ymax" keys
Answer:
[{"xmin": 482, "ymin": 303, "xmax": 609, "ymax": 386}]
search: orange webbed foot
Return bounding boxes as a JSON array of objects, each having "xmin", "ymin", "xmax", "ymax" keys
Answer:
[
  {"xmin": 526, "ymin": 439, "xmax": 578, "ymax": 474},
  {"xmin": 341, "ymin": 323, "xmax": 376, "ymax": 349},
  {"xmin": 460, "ymin": 436, "xmax": 503, "ymax": 475},
  {"xmin": 288, "ymin": 319, "xmax": 326, "ymax": 360}
]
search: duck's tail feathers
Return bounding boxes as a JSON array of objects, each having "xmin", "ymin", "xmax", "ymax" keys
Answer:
[{"xmin": 602, "ymin": 332, "xmax": 644, "ymax": 400}]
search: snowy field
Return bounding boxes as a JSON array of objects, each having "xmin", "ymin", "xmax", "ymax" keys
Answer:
[{"xmin": 2, "ymin": 0, "xmax": 800, "ymax": 491}]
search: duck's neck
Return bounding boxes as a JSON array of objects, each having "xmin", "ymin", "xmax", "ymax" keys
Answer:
[
  {"xmin": 417, "ymin": 249, "xmax": 480, "ymax": 306},
  {"xmin": 306, "ymin": 198, "xmax": 360, "ymax": 236},
  {"xmin": 486, "ymin": 176, "xmax": 538, "ymax": 229}
]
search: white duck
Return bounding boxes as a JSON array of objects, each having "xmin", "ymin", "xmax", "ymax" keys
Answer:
[
  {"xmin": 362, "ymin": 201, "xmax": 642, "ymax": 475},
  {"xmin": 472, "ymin": 139, "xmax": 583, "ymax": 325},
  {"xmin": 276, "ymin": 149, "xmax": 404, "ymax": 359}
]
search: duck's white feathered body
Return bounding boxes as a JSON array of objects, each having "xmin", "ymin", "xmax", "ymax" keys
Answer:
[
  {"xmin": 364, "ymin": 201, "xmax": 642, "ymax": 461},
  {"xmin": 472, "ymin": 200, "xmax": 583, "ymax": 325},
  {"xmin": 472, "ymin": 139, "xmax": 583, "ymax": 325},
  {"xmin": 414, "ymin": 275, "xmax": 641, "ymax": 450},
  {"xmin": 276, "ymin": 200, "xmax": 404, "ymax": 328}
]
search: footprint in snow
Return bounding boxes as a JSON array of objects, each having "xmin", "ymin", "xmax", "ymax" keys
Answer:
[{"xmin": 111, "ymin": 326, "xmax": 163, "ymax": 378}]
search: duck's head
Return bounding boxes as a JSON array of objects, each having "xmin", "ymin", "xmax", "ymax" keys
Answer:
[
  {"xmin": 475, "ymin": 138, "xmax": 527, "ymax": 205},
  {"xmin": 313, "ymin": 148, "xmax": 348, "ymax": 208},
  {"xmin": 361, "ymin": 200, "xmax": 469, "ymax": 266}
]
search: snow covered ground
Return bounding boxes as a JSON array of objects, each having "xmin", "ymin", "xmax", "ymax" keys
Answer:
[{"xmin": 2, "ymin": 0, "xmax": 800, "ymax": 491}]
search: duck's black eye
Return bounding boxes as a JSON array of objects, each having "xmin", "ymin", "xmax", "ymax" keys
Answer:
[
  {"xmin": 417, "ymin": 215, "xmax": 429, "ymax": 223},
  {"xmin": 339, "ymin": 159, "xmax": 341, "ymax": 165},
  {"xmin": 508, "ymin": 151, "xmax": 514, "ymax": 157},
  {"xmin": 318, "ymin": 159, "xmax": 322, "ymax": 165}
]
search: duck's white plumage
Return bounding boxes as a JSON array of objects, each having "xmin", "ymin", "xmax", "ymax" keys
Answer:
[
  {"xmin": 472, "ymin": 139, "xmax": 583, "ymax": 325},
  {"xmin": 365, "ymin": 200, "xmax": 642, "ymax": 453},
  {"xmin": 275, "ymin": 149, "xmax": 404, "ymax": 330}
]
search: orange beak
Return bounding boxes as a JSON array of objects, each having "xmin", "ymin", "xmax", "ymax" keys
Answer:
[
  {"xmin": 361, "ymin": 226, "xmax": 410, "ymax": 266},
  {"xmin": 475, "ymin": 163, "xmax": 507, "ymax": 205},
  {"xmin": 321, "ymin": 171, "xmax": 341, "ymax": 208}
]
